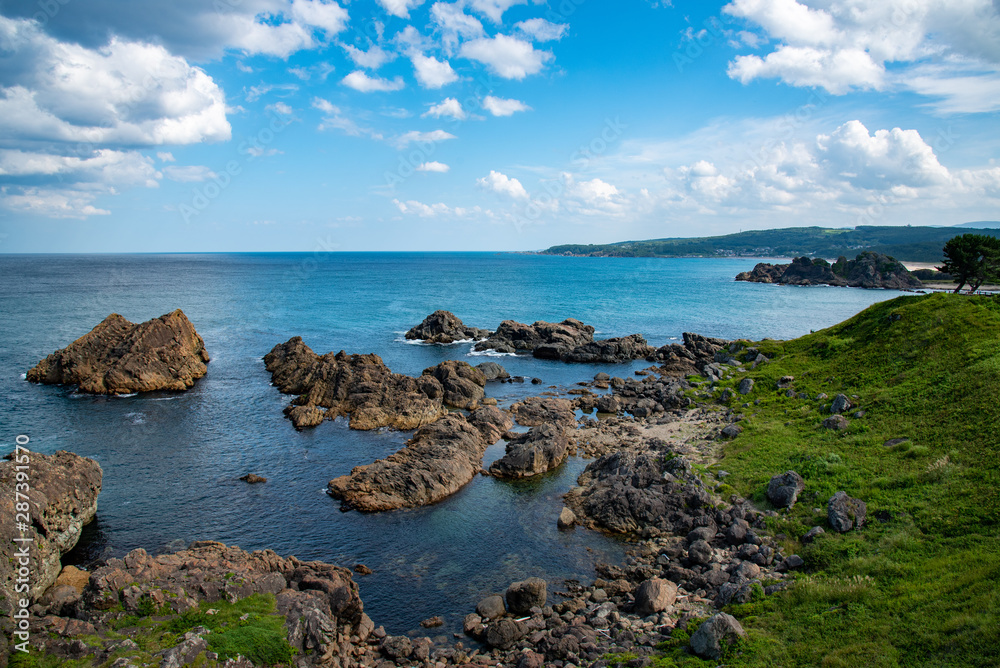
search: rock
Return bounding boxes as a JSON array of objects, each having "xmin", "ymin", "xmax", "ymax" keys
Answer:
[
  {"xmin": 476, "ymin": 594, "xmax": 506, "ymax": 620},
  {"xmin": 530, "ymin": 377, "xmax": 543, "ymax": 385},
  {"xmin": 506, "ymin": 577, "xmax": 547, "ymax": 615},
  {"xmin": 720, "ymin": 424, "xmax": 743, "ymax": 439},
  {"xmin": 689, "ymin": 613, "xmax": 747, "ymax": 660},
  {"xmin": 766, "ymin": 471, "xmax": 805, "ymax": 509},
  {"xmin": 489, "ymin": 424, "xmax": 570, "ymax": 479},
  {"xmin": 476, "ymin": 361, "xmax": 510, "ymax": 381},
  {"xmin": 381, "ymin": 635, "xmax": 413, "ymax": 660},
  {"xmin": 559, "ymin": 333, "xmax": 656, "ymax": 363},
  {"xmin": 328, "ymin": 412, "xmax": 501, "ymax": 512},
  {"xmin": 353, "ymin": 563, "xmax": 373, "ymax": 575},
  {"xmin": 777, "ymin": 375, "xmax": 795, "ymax": 389},
  {"xmin": 485, "ymin": 618, "xmax": 526, "ymax": 649},
  {"xmin": 405, "ymin": 310, "xmax": 491, "ymax": 343},
  {"xmin": 883, "ymin": 437, "xmax": 910, "ymax": 448},
  {"xmin": 557, "ymin": 507, "xmax": 577, "ymax": 530},
  {"xmin": 55, "ymin": 565, "xmax": 91, "ymax": 594},
  {"xmin": 687, "ymin": 540, "xmax": 713, "ymax": 565},
  {"xmin": 633, "ymin": 578, "xmax": 677, "ymax": 615},
  {"xmin": 463, "ymin": 612, "xmax": 483, "ymax": 635},
  {"xmin": 596, "ymin": 395, "xmax": 621, "ymax": 414},
  {"xmin": 420, "ymin": 616, "xmax": 444, "ymax": 628},
  {"xmin": 802, "ymin": 526, "xmax": 825, "ymax": 543},
  {"xmin": 594, "ymin": 372, "xmax": 611, "ymax": 381},
  {"xmin": 510, "ymin": 397, "xmax": 576, "ymax": 429},
  {"xmin": 239, "ymin": 474, "xmax": 267, "ymax": 484},
  {"xmin": 822, "ymin": 415, "xmax": 850, "ymax": 430},
  {"xmin": 26, "ymin": 310, "xmax": 209, "ymax": 394},
  {"xmin": 827, "ymin": 491, "xmax": 866, "ymax": 532},
  {"xmin": 160, "ymin": 636, "xmax": 209, "ymax": 668},
  {"xmin": 725, "ymin": 519, "xmax": 749, "ymax": 546},
  {"xmin": 468, "ymin": 405, "xmax": 516, "ymax": 443},
  {"xmin": 736, "ymin": 253, "xmax": 922, "ymax": 289},
  {"xmin": 776, "ymin": 555, "xmax": 805, "ymax": 572},
  {"xmin": 517, "ymin": 650, "xmax": 546, "ymax": 668},
  {"xmin": 652, "ymin": 332, "xmax": 730, "ymax": 377},
  {"xmin": 738, "ymin": 378, "xmax": 755, "ymax": 395},
  {"xmin": 830, "ymin": 394, "xmax": 852, "ymax": 414},
  {"xmin": 0, "ymin": 451, "xmax": 102, "ymax": 609},
  {"xmin": 422, "ymin": 360, "xmax": 486, "ymax": 410},
  {"xmin": 474, "ymin": 318, "xmax": 595, "ymax": 356}
]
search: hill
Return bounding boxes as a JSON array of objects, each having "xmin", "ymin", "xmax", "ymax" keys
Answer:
[
  {"xmin": 954, "ymin": 221, "xmax": 1000, "ymax": 228},
  {"xmin": 652, "ymin": 292, "xmax": 1000, "ymax": 666},
  {"xmin": 542, "ymin": 225, "xmax": 1000, "ymax": 262}
]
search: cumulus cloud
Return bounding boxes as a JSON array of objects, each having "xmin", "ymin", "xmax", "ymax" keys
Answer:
[
  {"xmin": 431, "ymin": 1, "xmax": 485, "ymax": 54},
  {"xmin": 376, "ymin": 0, "xmax": 425, "ymax": 18},
  {"xmin": 341, "ymin": 43, "xmax": 393, "ymax": 69},
  {"xmin": 410, "ymin": 53, "xmax": 460, "ymax": 88},
  {"xmin": 312, "ymin": 97, "xmax": 383, "ymax": 139},
  {"xmin": 423, "ymin": 97, "xmax": 466, "ymax": 119},
  {"xmin": 514, "ymin": 18, "xmax": 568, "ymax": 42},
  {"xmin": 459, "ymin": 35, "xmax": 553, "ymax": 79},
  {"xmin": 467, "ymin": 0, "xmax": 527, "ymax": 24},
  {"xmin": 341, "ymin": 70, "xmax": 405, "ymax": 92},
  {"xmin": 482, "ymin": 95, "xmax": 531, "ymax": 116},
  {"xmin": 723, "ymin": 0, "xmax": 1000, "ymax": 110},
  {"xmin": 478, "ymin": 170, "xmax": 529, "ymax": 199},
  {"xmin": 416, "ymin": 161, "xmax": 450, "ymax": 172}
]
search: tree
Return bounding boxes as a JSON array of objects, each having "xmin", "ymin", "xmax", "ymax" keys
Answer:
[{"xmin": 938, "ymin": 234, "xmax": 1000, "ymax": 293}]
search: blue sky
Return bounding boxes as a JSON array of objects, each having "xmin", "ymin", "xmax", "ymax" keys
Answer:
[{"xmin": 0, "ymin": 0, "xmax": 998, "ymax": 252}]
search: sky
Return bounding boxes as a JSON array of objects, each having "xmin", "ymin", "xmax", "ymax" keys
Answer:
[{"xmin": 0, "ymin": 0, "xmax": 998, "ymax": 252}]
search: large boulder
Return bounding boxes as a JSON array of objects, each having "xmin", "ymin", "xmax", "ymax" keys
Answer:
[
  {"xmin": 633, "ymin": 578, "xmax": 677, "ymax": 616},
  {"xmin": 0, "ymin": 451, "xmax": 102, "ymax": 610},
  {"xmin": 476, "ymin": 362, "xmax": 510, "ymax": 381},
  {"xmin": 505, "ymin": 577, "xmax": 547, "ymax": 615},
  {"xmin": 488, "ymin": 424, "xmax": 570, "ymax": 479},
  {"xmin": 766, "ymin": 471, "xmax": 805, "ymax": 509},
  {"xmin": 26, "ymin": 310, "xmax": 209, "ymax": 394},
  {"xmin": 421, "ymin": 360, "xmax": 486, "ymax": 410},
  {"xmin": 689, "ymin": 613, "xmax": 747, "ymax": 659},
  {"xmin": 405, "ymin": 310, "xmax": 490, "ymax": 343},
  {"xmin": 827, "ymin": 491, "xmax": 867, "ymax": 532}
]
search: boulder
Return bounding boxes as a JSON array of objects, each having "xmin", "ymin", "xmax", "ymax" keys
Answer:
[
  {"xmin": 509, "ymin": 397, "xmax": 577, "ymax": 429},
  {"xmin": 633, "ymin": 578, "xmax": 677, "ymax": 615},
  {"xmin": 0, "ymin": 451, "xmax": 102, "ymax": 609},
  {"xmin": 690, "ymin": 613, "xmax": 747, "ymax": 660},
  {"xmin": 474, "ymin": 318, "xmax": 595, "ymax": 355},
  {"xmin": 485, "ymin": 618, "xmax": 526, "ymax": 649},
  {"xmin": 687, "ymin": 540, "xmax": 713, "ymax": 565},
  {"xmin": 822, "ymin": 415, "xmax": 850, "ymax": 430},
  {"xmin": 802, "ymin": 526, "xmax": 825, "ymax": 543},
  {"xmin": 557, "ymin": 507, "xmax": 577, "ymax": 530},
  {"xmin": 766, "ymin": 471, "xmax": 805, "ymax": 509},
  {"xmin": 26, "ymin": 310, "xmax": 209, "ymax": 394},
  {"xmin": 505, "ymin": 577, "xmax": 547, "ymax": 615},
  {"xmin": 720, "ymin": 424, "xmax": 743, "ymax": 439},
  {"xmin": 239, "ymin": 474, "xmax": 267, "ymax": 484},
  {"xmin": 421, "ymin": 360, "xmax": 486, "ymax": 410},
  {"xmin": 404, "ymin": 310, "xmax": 490, "ymax": 343},
  {"xmin": 488, "ymin": 424, "xmax": 570, "ymax": 479},
  {"xmin": 827, "ymin": 491, "xmax": 866, "ymax": 532},
  {"xmin": 560, "ymin": 334, "xmax": 656, "ymax": 363},
  {"xmin": 738, "ymin": 378, "xmax": 755, "ymax": 395},
  {"xmin": 476, "ymin": 594, "xmax": 506, "ymax": 620},
  {"xmin": 830, "ymin": 393, "xmax": 852, "ymax": 414},
  {"xmin": 476, "ymin": 362, "xmax": 510, "ymax": 381}
]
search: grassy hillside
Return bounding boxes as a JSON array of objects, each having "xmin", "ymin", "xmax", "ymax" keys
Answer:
[
  {"xmin": 664, "ymin": 293, "xmax": 1000, "ymax": 666},
  {"xmin": 542, "ymin": 225, "xmax": 1000, "ymax": 262}
]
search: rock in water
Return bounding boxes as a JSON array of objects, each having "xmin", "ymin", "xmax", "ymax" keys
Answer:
[
  {"xmin": 557, "ymin": 507, "xmax": 577, "ymax": 530},
  {"xmin": 474, "ymin": 318, "xmax": 595, "ymax": 355},
  {"xmin": 689, "ymin": 613, "xmax": 747, "ymax": 659},
  {"xmin": 26, "ymin": 310, "xmax": 209, "ymax": 394},
  {"xmin": 328, "ymin": 409, "xmax": 512, "ymax": 512},
  {"xmin": 405, "ymin": 310, "xmax": 491, "ymax": 343},
  {"xmin": 827, "ymin": 491, "xmax": 867, "ymax": 532},
  {"xmin": 766, "ymin": 471, "xmax": 805, "ymax": 509},
  {"xmin": 476, "ymin": 361, "xmax": 510, "ymax": 381},
  {"xmin": 264, "ymin": 337, "xmax": 487, "ymax": 430},
  {"xmin": 735, "ymin": 252, "xmax": 922, "ymax": 289},
  {"xmin": 0, "ymin": 451, "xmax": 102, "ymax": 609},
  {"xmin": 488, "ymin": 424, "xmax": 570, "ymax": 479}
]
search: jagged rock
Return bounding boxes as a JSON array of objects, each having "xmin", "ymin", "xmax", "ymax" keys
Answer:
[
  {"xmin": 557, "ymin": 507, "xmax": 577, "ymax": 530},
  {"xmin": 476, "ymin": 362, "xmax": 510, "ymax": 381},
  {"xmin": 802, "ymin": 526, "xmax": 825, "ymax": 543},
  {"xmin": 405, "ymin": 310, "xmax": 490, "ymax": 343},
  {"xmin": 830, "ymin": 393, "xmax": 852, "ymax": 414},
  {"xmin": 489, "ymin": 424, "xmax": 570, "ymax": 479},
  {"xmin": 380, "ymin": 635, "xmax": 413, "ymax": 660},
  {"xmin": 506, "ymin": 577, "xmax": 547, "ymax": 615},
  {"xmin": 633, "ymin": 578, "xmax": 677, "ymax": 615},
  {"xmin": 264, "ymin": 338, "xmax": 486, "ymax": 430},
  {"xmin": 687, "ymin": 540, "xmax": 713, "ymax": 565},
  {"xmin": 736, "ymin": 253, "xmax": 922, "ymax": 289},
  {"xmin": 26, "ymin": 310, "xmax": 209, "ymax": 394},
  {"xmin": 0, "ymin": 451, "xmax": 102, "ymax": 610},
  {"xmin": 690, "ymin": 613, "xmax": 747, "ymax": 660},
  {"xmin": 652, "ymin": 332, "xmax": 730, "ymax": 377},
  {"xmin": 328, "ymin": 410, "xmax": 507, "ymax": 512},
  {"xmin": 559, "ymin": 334, "xmax": 656, "ymax": 363},
  {"xmin": 766, "ymin": 471, "xmax": 805, "ymax": 508},
  {"xmin": 474, "ymin": 318, "xmax": 595, "ymax": 356},
  {"xmin": 776, "ymin": 555, "xmax": 805, "ymax": 572},
  {"xmin": 827, "ymin": 491, "xmax": 866, "ymax": 532},
  {"xmin": 738, "ymin": 378, "xmax": 755, "ymax": 395},
  {"xmin": 510, "ymin": 396, "xmax": 577, "ymax": 428}
]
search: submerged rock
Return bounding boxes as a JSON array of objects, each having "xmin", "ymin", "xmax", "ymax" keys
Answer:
[
  {"xmin": 0, "ymin": 451, "xmax": 102, "ymax": 609},
  {"xmin": 405, "ymin": 310, "xmax": 491, "ymax": 343},
  {"xmin": 26, "ymin": 310, "xmax": 209, "ymax": 394}
]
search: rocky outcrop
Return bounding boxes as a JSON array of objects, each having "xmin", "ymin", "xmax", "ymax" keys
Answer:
[
  {"xmin": 474, "ymin": 318, "xmax": 595, "ymax": 355},
  {"xmin": 736, "ymin": 253, "xmax": 922, "ymax": 289},
  {"xmin": 489, "ymin": 424, "xmax": 571, "ymax": 479},
  {"xmin": 264, "ymin": 337, "xmax": 486, "ymax": 430},
  {"xmin": 0, "ymin": 451, "xmax": 102, "ymax": 610},
  {"xmin": 559, "ymin": 334, "xmax": 656, "ymax": 363},
  {"xmin": 328, "ymin": 408, "xmax": 513, "ymax": 512},
  {"xmin": 649, "ymin": 332, "xmax": 731, "ymax": 378},
  {"xmin": 509, "ymin": 397, "xmax": 577, "ymax": 429},
  {"xmin": 405, "ymin": 311, "xmax": 491, "ymax": 343},
  {"xmin": 476, "ymin": 362, "xmax": 510, "ymax": 381},
  {"xmin": 26, "ymin": 310, "xmax": 209, "ymax": 394}
]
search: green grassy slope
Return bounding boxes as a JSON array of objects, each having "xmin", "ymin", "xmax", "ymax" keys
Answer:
[
  {"xmin": 669, "ymin": 293, "xmax": 1000, "ymax": 666},
  {"xmin": 542, "ymin": 226, "xmax": 1000, "ymax": 262}
]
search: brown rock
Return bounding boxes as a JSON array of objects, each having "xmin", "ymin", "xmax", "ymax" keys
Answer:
[
  {"xmin": 489, "ymin": 424, "xmax": 570, "ymax": 479},
  {"xmin": 239, "ymin": 474, "xmax": 267, "ymax": 484},
  {"xmin": 633, "ymin": 578, "xmax": 677, "ymax": 615},
  {"xmin": 405, "ymin": 310, "xmax": 490, "ymax": 343},
  {"xmin": 26, "ymin": 310, "xmax": 209, "ymax": 394}
]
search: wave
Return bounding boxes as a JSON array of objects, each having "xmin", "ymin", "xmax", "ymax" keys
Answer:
[
  {"xmin": 394, "ymin": 336, "xmax": 476, "ymax": 346},
  {"xmin": 19, "ymin": 373, "xmax": 26, "ymax": 380},
  {"xmin": 467, "ymin": 349, "xmax": 517, "ymax": 358},
  {"xmin": 151, "ymin": 396, "xmax": 182, "ymax": 401},
  {"xmin": 114, "ymin": 393, "xmax": 138, "ymax": 398}
]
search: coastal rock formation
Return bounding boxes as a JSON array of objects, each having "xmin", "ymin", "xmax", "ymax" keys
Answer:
[
  {"xmin": 328, "ymin": 408, "xmax": 513, "ymax": 512},
  {"xmin": 475, "ymin": 318, "xmax": 595, "ymax": 355},
  {"xmin": 735, "ymin": 253, "xmax": 922, "ymax": 289},
  {"xmin": 476, "ymin": 361, "xmax": 510, "ymax": 381},
  {"xmin": 26, "ymin": 310, "xmax": 209, "ymax": 394},
  {"xmin": 264, "ymin": 337, "xmax": 486, "ymax": 430},
  {"xmin": 489, "ymin": 424, "xmax": 571, "ymax": 479},
  {"xmin": 650, "ymin": 332, "xmax": 730, "ymax": 378},
  {"xmin": 509, "ymin": 396, "xmax": 577, "ymax": 429},
  {"xmin": 560, "ymin": 334, "xmax": 656, "ymax": 363},
  {"xmin": 405, "ymin": 310, "xmax": 491, "ymax": 343},
  {"xmin": 0, "ymin": 451, "xmax": 102, "ymax": 609}
]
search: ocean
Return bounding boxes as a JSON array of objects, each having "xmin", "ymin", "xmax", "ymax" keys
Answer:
[{"xmin": 0, "ymin": 252, "xmax": 912, "ymax": 634}]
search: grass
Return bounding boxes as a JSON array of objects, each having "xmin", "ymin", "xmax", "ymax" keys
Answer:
[{"xmin": 656, "ymin": 293, "xmax": 1000, "ymax": 667}]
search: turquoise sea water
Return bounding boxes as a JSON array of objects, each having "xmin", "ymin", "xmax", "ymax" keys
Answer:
[{"xmin": 0, "ymin": 252, "xmax": 912, "ymax": 633}]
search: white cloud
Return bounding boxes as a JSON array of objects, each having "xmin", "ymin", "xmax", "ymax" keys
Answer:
[
  {"xmin": 341, "ymin": 70, "xmax": 405, "ymax": 92},
  {"xmin": 341, "ymin": 43, "xmax": 393, "ymax": 69},
  {"xmin": 377, "ymin": 0, "xmax": 425, "ymax": 19},
  {"xmin": 482, "ymin": 95, "xmax": 530, "ymax": 116},
  {"xmin": 157, "ymin": 152, "xmax": 176, "ymax": 162},
  {"xmin": 267, "ymin": 101, "xmax": 295, "ymax": 115},
  {"xmin": 514, "ymin": 18, "xmax": 568, "ymax": 42},
  {"xmin": 393, "ymin": 198, "xmax": 486, "ymax": 217},
  {"xmin": 423, "ymin": 97, "xmax": 466, "ymax": 119},
  {"xmin": 312, "ymin": 97, "xmax": 383, "ymax": 139},
  {"xmin": 410, "ymin": 53, "xmax": 459, "ymax": 88},
  {"xmin": 0, "ymin": 187, "xmax": 111, "ymax": 218},
  {"xmin": 723, "ymin": 0, "xmax": 1000, "ymax": 110},
  {"xmin": 245, "ymin": 83, "xmax": 299, "ymax": 102},
  {"xmin": 288, "ymin": 61, "xmax": 335, "ymax": 80},
  {"xmin": 431, "ymin": 2, "xmax": 485, "ymax": 54},
  {"xmin": 416, "ymin": 161, "xmax": 450, "ymax": 172},
  {"xmin": 394, "ymin": 129, "xmax": 457, "ymax": 148},
  {"xmin": 467, "ymin": 0, "xmax": 527, "ymax": 24},
  {"xmin": 460, "ymin": 35, "xmax": 553, "ymax": 79},
  {"xmin": 163, "ymin": 165, "xmax": 218, "ymax": 182},
  {"xmin": 478, "ymin": 170, "xmax": 529, "ymax": 199}
]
